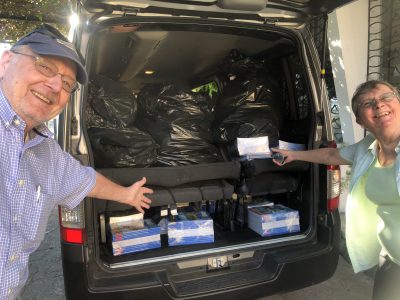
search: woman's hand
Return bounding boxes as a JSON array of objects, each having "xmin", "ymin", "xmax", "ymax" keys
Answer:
[
  {"xmin": 270, "ymin": 148, "xmax": 294, "ymax": 166},
  {"xmin": 270, "ymin": 147, "xmax": 350, "ymax": 166}
]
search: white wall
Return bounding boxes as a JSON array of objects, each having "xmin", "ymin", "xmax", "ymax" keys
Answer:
[{"xmin": 328, "ymin": 0, "xmax": 369, "ymax": 211}]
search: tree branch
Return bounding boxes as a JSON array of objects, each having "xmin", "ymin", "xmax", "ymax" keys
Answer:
[{"xmin": 0, "ymin": 13, "xmax": 68, "ymax": 24}]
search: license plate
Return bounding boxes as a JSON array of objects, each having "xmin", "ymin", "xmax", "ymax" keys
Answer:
[{"xmin": 207, "ymin": 256, "xmax": 229, "ymax": 271}]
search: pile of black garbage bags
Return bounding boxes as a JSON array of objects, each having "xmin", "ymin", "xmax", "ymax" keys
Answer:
[
  {"xmin": 87, "ymin": 75, "xmax": 159, "ymax": 168},
  {"xmin": 86, "ymin": 50, "xmax": 283, "ymax": 168}
]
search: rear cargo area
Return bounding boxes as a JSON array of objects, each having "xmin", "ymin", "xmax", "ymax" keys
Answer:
[{"xmin": 83, "ymin": 22, "xmax": 317, "ymax": 265}]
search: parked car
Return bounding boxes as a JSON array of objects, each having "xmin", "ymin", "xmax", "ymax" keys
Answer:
[{"xmin": 58, "ymin": 0, "xmax": 351, "ymax": 299}]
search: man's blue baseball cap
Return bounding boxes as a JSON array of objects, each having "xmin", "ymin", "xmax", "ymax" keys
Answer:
[{"xmin": 12, "ymin": 24, "xmax": 87, "ymax": 84}]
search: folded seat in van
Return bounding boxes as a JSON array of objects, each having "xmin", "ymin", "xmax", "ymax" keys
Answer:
[
  {"xmin": 240, "ymin": 159, "xmax": 309, "ymax": 196},
  {"xmin": 98, "ymin": 161, "xmax": 241, "ymax": 206}
]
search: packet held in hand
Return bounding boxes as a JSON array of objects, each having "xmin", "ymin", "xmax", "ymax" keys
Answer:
[
  {"xmin": 277, "ymin": 140, "xmax": 306, "ymax": 151},
  {"xmin": 237, "ymin": 136, "xmax": 270, "ymax": 159},
  {"xmin": 237, "ymin": 137, "xmax": 305, "ymax": 160}
]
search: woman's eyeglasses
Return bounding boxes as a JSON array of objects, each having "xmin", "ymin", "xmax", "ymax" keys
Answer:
[
  {"xmin": 10, "ymin": 50, "xmax": 78, "ymax": 93},
  {"xmin": 358, "ymin": 92, "xmax": 398, "ymax": 110}
]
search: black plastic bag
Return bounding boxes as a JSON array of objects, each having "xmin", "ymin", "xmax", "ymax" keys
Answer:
[
  {"xmin": 218, "ymin": 49, "xmax": 263, "ymax": 78},
  {"xmin": 138, "ymin": 84, "xmax": 211, "ymax": 121},
  {"xmin": 156, "ymin": 137, "xmax": 222, "ymax": 166},
  {"xmin": 88, "ymin": 127, "xmax": 158, "ymax": 168},
  {"xmin": 135, "ymin": 116, "xmax": 172, "ymax": 145},
  {"xmin": 89, "ymin": 75, "xmax": 137, "ymax": 128},
  {"xmin": 214, "ymin": 103, "xmax": 281, "ymax": 144},
  {"xmin": 214, "ymin": 49, "xmax": 283, "ymax": 116},
  {"xmin": 87, "ymin": 81, "xmax": 118, "ymax": 129},
  {"xmin": 169, "ymin": 116, "xmax": 214, "ymax": 141},
  {"xmin": 214, "ymin": 74, "xmax": 283, "ymax": 122},
  {"xmin": 137, "ymin": 83, "xmax": 221, "ymax": 165}
]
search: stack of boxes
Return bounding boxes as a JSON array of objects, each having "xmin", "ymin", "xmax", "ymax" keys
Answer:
[
  {"xmin": 167, "ymin": 209, "xmax": 214, "ymax": 246},
  {"xmin": 107, "ymin": 207, "xmax": 214, "ymax": 256},
  {"xmin": 106, "ymin": 202, "xmax": 300, "ymax": 256},
  {"xmin": 109, "ymin": 217, "xmax": 161, "ymax": 256},
  {"xmin": 247, "ymin": 204, "xmax": 300, "ymax": 237}
]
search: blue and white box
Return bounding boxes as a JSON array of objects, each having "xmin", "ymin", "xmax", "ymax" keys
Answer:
[
  {"xmin": 247, "ymin": 204, "xmax": 300, "ymax": 237},
  {"xmin": 110, "ymin": 219, "xmax": 161, "ymax": 256},
  {"xmin": 168, "ymin": 210, "xmax": 214, "ymax": 246}
]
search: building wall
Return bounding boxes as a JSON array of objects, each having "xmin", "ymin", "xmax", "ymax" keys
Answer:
[{"xmin": 328, "ymin": 0, "xmax": 369, "ymax": 211}]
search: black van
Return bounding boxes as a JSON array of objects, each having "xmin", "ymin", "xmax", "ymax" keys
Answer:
[{"xmin": 58, "ymin": 1, "xmax": 351, "ymax": 299}]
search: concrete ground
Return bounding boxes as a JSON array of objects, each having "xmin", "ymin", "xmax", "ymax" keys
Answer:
[
  {"xmin": 20, "ymin": 210, "xmax": 373, "ymax": 300},
  {"xmin": 261, "ymin": 257, "xmax": 373, "ymax": 300},
  {"xmin": 20, "ymin": 209, "xmax": 65, "ymax": 300}
]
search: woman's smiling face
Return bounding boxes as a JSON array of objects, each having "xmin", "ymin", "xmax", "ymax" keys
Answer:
[
  {"xmin": 0, "ymin": 46, "xmax": 77, "ymax": 131},
  {"xmin": 356, "ymin": 84, "xmax": 400, "ymax": 136}
]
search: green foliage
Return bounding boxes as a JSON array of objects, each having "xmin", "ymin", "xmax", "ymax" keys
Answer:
[
  {"xmin": 192, "ymin": 81, "xmax": 219, "ymax": 98},
  {"xmin": 0, "ymin": 0, "xmax": 73, "ymax": 43}
]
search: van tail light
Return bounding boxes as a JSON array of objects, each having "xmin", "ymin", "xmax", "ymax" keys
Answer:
[
  {"xmin": 326, "ymin": 141, "xmax": 341, "ymax": 212},
  {"xmin": 327, "ymin": 164, "xmax": 341, "ymax": 212},
  {"xmin": 59, "ymin": 203, "xmax": 86, "ymax": 244}
]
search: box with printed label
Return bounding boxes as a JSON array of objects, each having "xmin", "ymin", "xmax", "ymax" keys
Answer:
[
  {"xmin": 168, "ymin": 210, "xmax": 214, "ymax": 246},
  {"xmin": 110, "ymin": 219, "xmax": 161, "ymax": 256},
  {"xmin": 247, "ymin": 204, "xmax": 300, "ymax": 237}
]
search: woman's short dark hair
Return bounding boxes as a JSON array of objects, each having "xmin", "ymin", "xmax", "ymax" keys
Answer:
[{"xmin": 351, "ymin": 80, "xmax": 399, "ymax": 118}]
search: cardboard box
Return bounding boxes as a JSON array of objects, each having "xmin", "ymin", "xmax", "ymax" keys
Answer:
[
  {"xmin": 168, "ymin": 210, "xmax": 214, "ymax": 246},
  {"xmin": 247, "ymin": 204, "xmax": 300, "ymax": 237},
  {"xmin": 110, "ymin": 219, "xmax": 161, "ymax": 256}
]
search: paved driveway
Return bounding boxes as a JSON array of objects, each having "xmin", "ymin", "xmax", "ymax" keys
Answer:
[{"xmin": 20, "ymin": 209, "xmax": 65, "ymax": 300}]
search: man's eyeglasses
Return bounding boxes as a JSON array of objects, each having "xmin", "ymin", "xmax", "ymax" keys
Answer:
[
  {"xmin": 358, "ymin": 92, "xmax": 399, "ymax": 110},
  {"xmin": 10, "ymin": 50, "xmax": 78, "ymax": 93}
]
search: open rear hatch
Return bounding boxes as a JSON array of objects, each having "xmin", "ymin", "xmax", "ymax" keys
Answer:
[
  {"xmin": 81, "ymin": 0, "xmax": 355, "ymax": 27},
  {"xmin": 79, "ymin": 19, "xmax": 319, "ymax": 269}
]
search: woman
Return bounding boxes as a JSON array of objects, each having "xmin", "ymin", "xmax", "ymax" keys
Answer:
[{"xmin": 272, "ymin": 80, "xmax": 400, "ymax": 300}]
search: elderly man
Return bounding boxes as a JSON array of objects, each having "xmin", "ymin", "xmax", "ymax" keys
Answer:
[
  {"xmin": 272, "ymin": 80, "xmax": 400, "ymax": 300},
  {"xmin": 0, "ymin": 24, "xmax": 152, "ymax": 299}
]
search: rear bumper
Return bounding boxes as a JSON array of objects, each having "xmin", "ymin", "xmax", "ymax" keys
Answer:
[{"xmin": 61, "ymin": 211, "xmax": 341, "ymax": 300}]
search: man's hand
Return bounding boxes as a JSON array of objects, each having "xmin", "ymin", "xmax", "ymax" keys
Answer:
[
  {"xmin": 122, "ymin": 177, "xmax": 153, "ymax": 213},
  {"xmin": 89, "ymin": 173, "xmax": 153, "ymax": 214}
]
